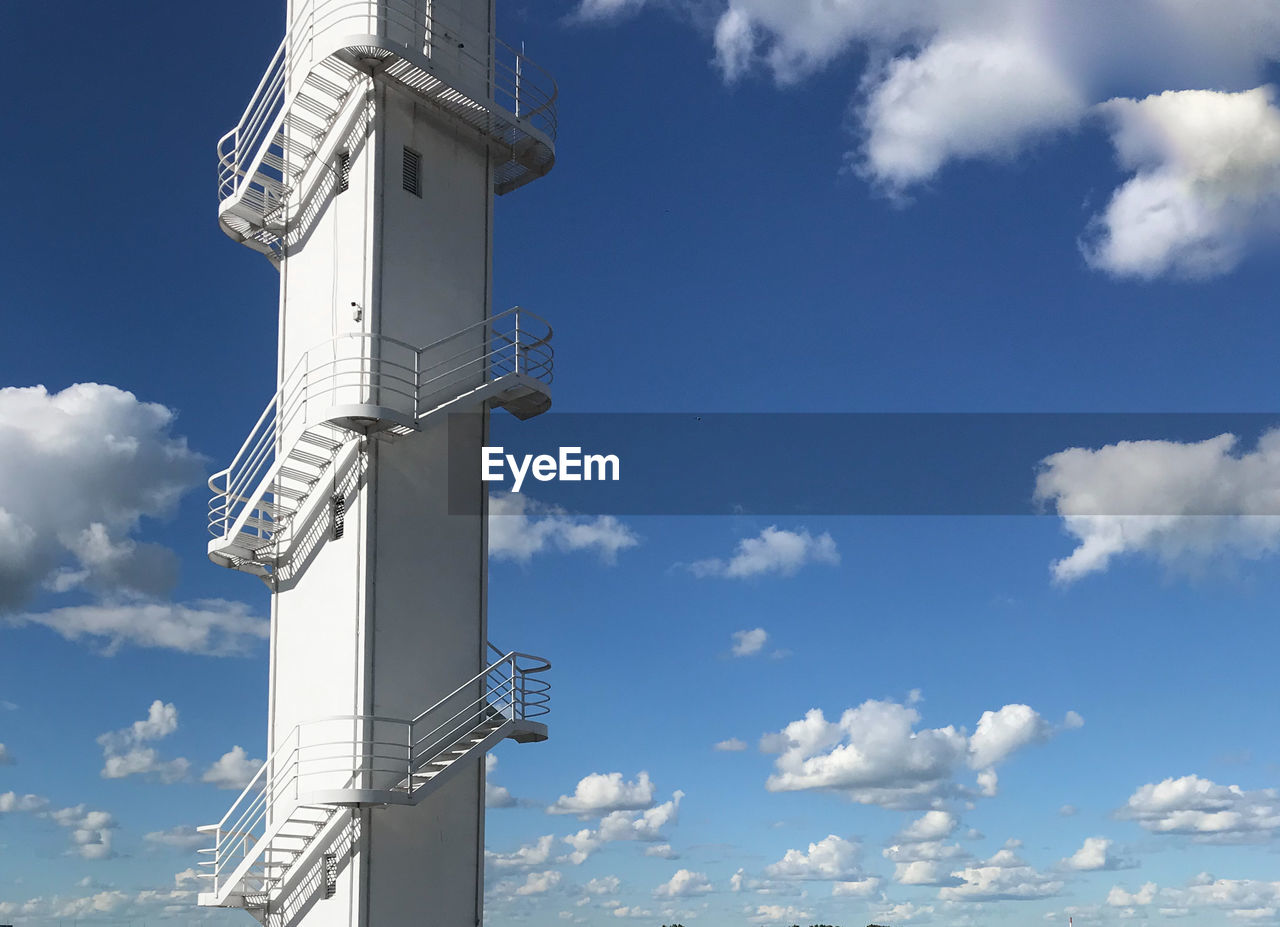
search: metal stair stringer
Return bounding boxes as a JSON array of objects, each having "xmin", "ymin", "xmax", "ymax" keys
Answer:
[{"xmin": 208, "ymin": 422, "xmax": 359, "ymax": 572}]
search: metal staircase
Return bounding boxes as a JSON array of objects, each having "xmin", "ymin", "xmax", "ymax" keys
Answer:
[
  {"xmin": 197, "ymin": 647, "xmax": 550, "ymax": 917},
  {"xmin": 217, "ymin": 0, "xmax": 557, "ymax": 263},
  {"xmin": 208, "ymin": 307, "xmax": 553, "ymax": 580}
]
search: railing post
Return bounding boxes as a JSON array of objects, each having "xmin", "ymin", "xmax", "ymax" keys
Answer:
[
  {"xmin": 504, "ymin": 660, "xmax": 514, "ymax": 722},
  {"xmin": 514, "ymin": 310, "xmax": 524, "ymax": 376}
]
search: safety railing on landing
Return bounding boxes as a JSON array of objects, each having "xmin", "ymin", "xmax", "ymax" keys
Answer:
[
  {"xmin": 218, "ymin": 0, "xmax": 557, "ymax": 207},
  {"xmin": 207, "ymin": 306, "xmax": 552, "ymax": 542},
  {"xmin": 198, "ymin": 646, "xmax": 550, "ymax": 900}
]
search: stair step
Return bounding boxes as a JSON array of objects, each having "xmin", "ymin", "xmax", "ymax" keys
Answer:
[
  {"xmin": 295, "ymin": 91, "xmax": 341, "ymax": 121},
  {"xmin": 288, "ymin": 448, "xmax": 332, "ymax": 469},
  {"xmin": 277, "ymin": 465, "xmax": 323, "ymax": 484},
  {"xmin": 298, "ymin": 431, "xmax": 345, "ymax": 451},
  {"xmin": 272, "ymin": 131, "xmax": 315, "ymax": 161},
  {"xmin": 269, "ymin": 483, "xmax": 309, "ymax": 502},
  {"xmin": 304, "ymin": 70, "xmax": 350, "ymax": 100},
  {"xmin": 284, "ymin": 110, "xmax": 327, "ymax": 139}
]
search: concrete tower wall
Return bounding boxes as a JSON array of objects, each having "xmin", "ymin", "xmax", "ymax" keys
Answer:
[{"xmin": 266, "ymin": 0, "xmax": 497, "ymax": 923}]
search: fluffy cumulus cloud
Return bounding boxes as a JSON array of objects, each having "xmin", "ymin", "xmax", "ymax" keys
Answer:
[
  {"xmin": 0, "ymin": 384, "xmax": 203, "ymax": 610},
  {"xmin": 765, "ymin": 834, "xmax": 866, "ymax": 881},
  {"xmin": 1037, "ymin": 430, "xmax": 1280, "ymax": 582},
  {"xmin": 689, "ymin": 526, "xmax": 839, "ymax": 579},
  {"xmin": 760, "ymin": 698, "xmax": 1077, "ymax": 808},
  {"xmin": 715, "ymin": 737, "xmax": 748, "ymax": 752},
  {"xmin": 563, "ymin": 791, "xmax": 684, "ymax": 864},
  {"xmin": 859, "ymin": 34, "xmax": 1086, "ymax": 191},
  {"xmin": 1062, "ymin": 836, "xmax": 1135, "ymax": 871},
  {"xmin": 50, "ymin": 804, "xmax": 118, "ymax": 860},
  {"xmin": 885, "ymin": 811, "xmax": 968, "ymax": 886},
  {"xmin": 939, "ymin": 847, "xmax": 1065, "ymax": 902},
  {"xmin": 1120, "ymin": 775, "xmax": 1280, "ymax": 842},
  {"xmin": 549, "ymin": 771, "xmax": 656, "ymax": 816},
  {"xmin": 202, "ymin": 746, "xmax": 264, "ymax": 791},
  {"xmin": 97, "ymin": 700, "xmax": 190, "ymax": 784},
  {"xmin": 489, "ymin": 493, "xmax": 638, "ymax": 564},
  {"xmin": 576, "ymin": 0, "xmax": 1280, "ymax": 278},
  {"xmin": 653, "ymin": 869, "xmax": 713, "ymax": 897},
  {"xmin": 1085, "ymin": 87, "xmax": 1280, "ymax": 279}
]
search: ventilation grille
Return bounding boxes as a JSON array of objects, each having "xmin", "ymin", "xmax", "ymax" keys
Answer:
[
  {"xmin": 323, "ymin": 853, "xmax": 338, "ymax": 899},
  {"xmin": 331, "ymin": 493, "xmax": 345, "ymax": 540},
  {"xmin": 337, "ymin": 151, "xmax": 350, "ymax": 193},
  {"xmin": 402, "ymin": 147, "xmax": 422, "ymax": 197}
]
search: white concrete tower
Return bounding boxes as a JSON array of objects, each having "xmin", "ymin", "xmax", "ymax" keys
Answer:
[{"xmin": 197, "ymin": 3, "xmax": 556, "ymax": 926}]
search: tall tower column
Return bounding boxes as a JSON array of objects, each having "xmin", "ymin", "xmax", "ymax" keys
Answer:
[{"xmin": 198, "ymin": 3, "xmax": 556, "ymax": 925}]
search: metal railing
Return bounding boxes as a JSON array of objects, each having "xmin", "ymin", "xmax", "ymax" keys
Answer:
[
  {"xmin": 199, "ymin": 646, "xmax": 550, "ymax": 900},
  {"xmin": 217, "ymin": 0, "xmax": 557, "ymax": 207},
  {"xmin": 208, "ymin": 306, "xmax": 553, "ymax": 543}
]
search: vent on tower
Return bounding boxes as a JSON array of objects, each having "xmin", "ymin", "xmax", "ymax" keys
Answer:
[
  {"xmin": 331, "ymin": 493, "xmax": 345, "ymax": 540},
  {"xmin": 337, "ymin": 151, "xmax": 350, "ymax": 193},
  {"xmin": 323, "ymin": 853, "xmax": 338, "ymax": 898},
  {"xmin": 402, "ymin": 147, "xmax": 422, "ymax": 197}
]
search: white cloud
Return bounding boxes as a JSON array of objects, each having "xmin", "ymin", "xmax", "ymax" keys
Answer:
[
  {"xmin": 143, "ymin": 826, "xmax": 206, "ymax": 853},
  {"xmin": 0, "ymin": 791, "xmax": 48, "ymax": 813},
  {"xmin": 860, "ymin": 35, "xmax": 1085, "ymax": 192},
  {"xmin": 97, "ymin": 701, "xmax": 189, "ymax": 783},
  {"xmin": 489, "ymin": 493, "xmax": 638, "ymax": 564},
  {"xmin": 581, "ymin": 0, "xmax": 1280, "ymax": 279},
  {"xmin": 940, "ymin": 848, "xmax": 1065, "ymax": 902},
  {"xmin": 730, "ymin": 628, "xmax": 768, "ymax": 657},
  {"xmin": 833, "ymin": 876, "xmax": 882, "ymax": 897},
  {"xmin": 573, "ymin": 0, "xmax": 646, "ymax": 21},
  {"xmin": 488, "ymin": 835, "xmax": 556, "ymax": 869},
  {"xmin": 0, "ymin": 742, "xmax": 11, "ymax": 765},
  {"xmin": 1107, "ymin": 882, "xmax": 1159, "ymax": 907},
  {"xmin": 1084, "ymin": 87, "xmax": 1280, "ymax": 279},
  {"xmin": 584, "ymin": 876, "xmax": 621, "ymax": 895},
  {"xmin": 969, "ymin": 703, "xmax": 1052, "ymax": 769},
  {"xmin": 562, "ymin": 791, "xmax": 684, "ymax": 864},
  {"xmin": 689, "ymin": 526, "xmax": 839, "ymax": 578},
  {"xmin": 1060, "ymin": 804, "xmax": 1079, "ymax": 817},
  {"xmin": 1156, "ymin": 875, "xmax": 1280, "ymax": 920},
  {"xmin": 653, "ymin": 869, "xmax": 713, "ymax": 897},
  {"xmin": 10, "ymin": 599, "xmax": 268, "ymax": 656},
  {"xmin": 202, "ymin": 746, "xmax": 264, "ymax": 791},
  {"xmin": 50, "ymin": 804, "xmax": 118, "ymax": 860},
  {"xmin": 715, "ymin": 738, "xmax": 748, "ymax": 752},
  {"xmin": 1063, "ymin": 836, "xmax": 1135, "ymax": 871},
  {"xmin": 760, "ymin": 698, "xmax": 1073, "ymax": 808},
  {"xmin": 749, "ymin": 903, "xmax": 811, "ymax": 924},
  {"xmin": 899, "ymin": 810, "xmax": 958, "ymax": 842},
  {"xmin": 645, "ymin": 843, "xmax": 678, "ymax": 859},
  {"xmin": 765, "ymin": 834, "xmax": 864, "ymax": 881},
  {"xmin": 549, "ymin": 771, "xmax": 656, "ymax": 816},
  {"xmin": 1036, "ymin": 430, "xmax": 1280, "ymax": 582},
  {"xmin": 1120, "ymin": 775, "xmax": 1280, "ymax": 842},
  {"xmin": 486, "ymin": 753, "xmax": 518, "ymax": 808},
  {"xmin": 0, "ymin": 384, "xmax": 203, "ymax": 610},
  {"xmin": 515, "ymin": 871, "xmax": 562, "ymax": 895}
]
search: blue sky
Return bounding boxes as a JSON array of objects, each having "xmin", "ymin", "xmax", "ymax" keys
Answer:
[{"xmin": 3, "ymin": 1, "xmax": 1280, "ymax": 925}]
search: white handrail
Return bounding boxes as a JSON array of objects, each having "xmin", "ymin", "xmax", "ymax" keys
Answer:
[
  {"xmin": 208, "ymin": 306, "xmax": 553, "ymax": 542},
  {"xmin": 218, "ymin": 0, "xmax": 557, "ymax": 206},
  {"xmin": 202, "ymin": 645, "xmax": 550, "ymax": 899}
]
